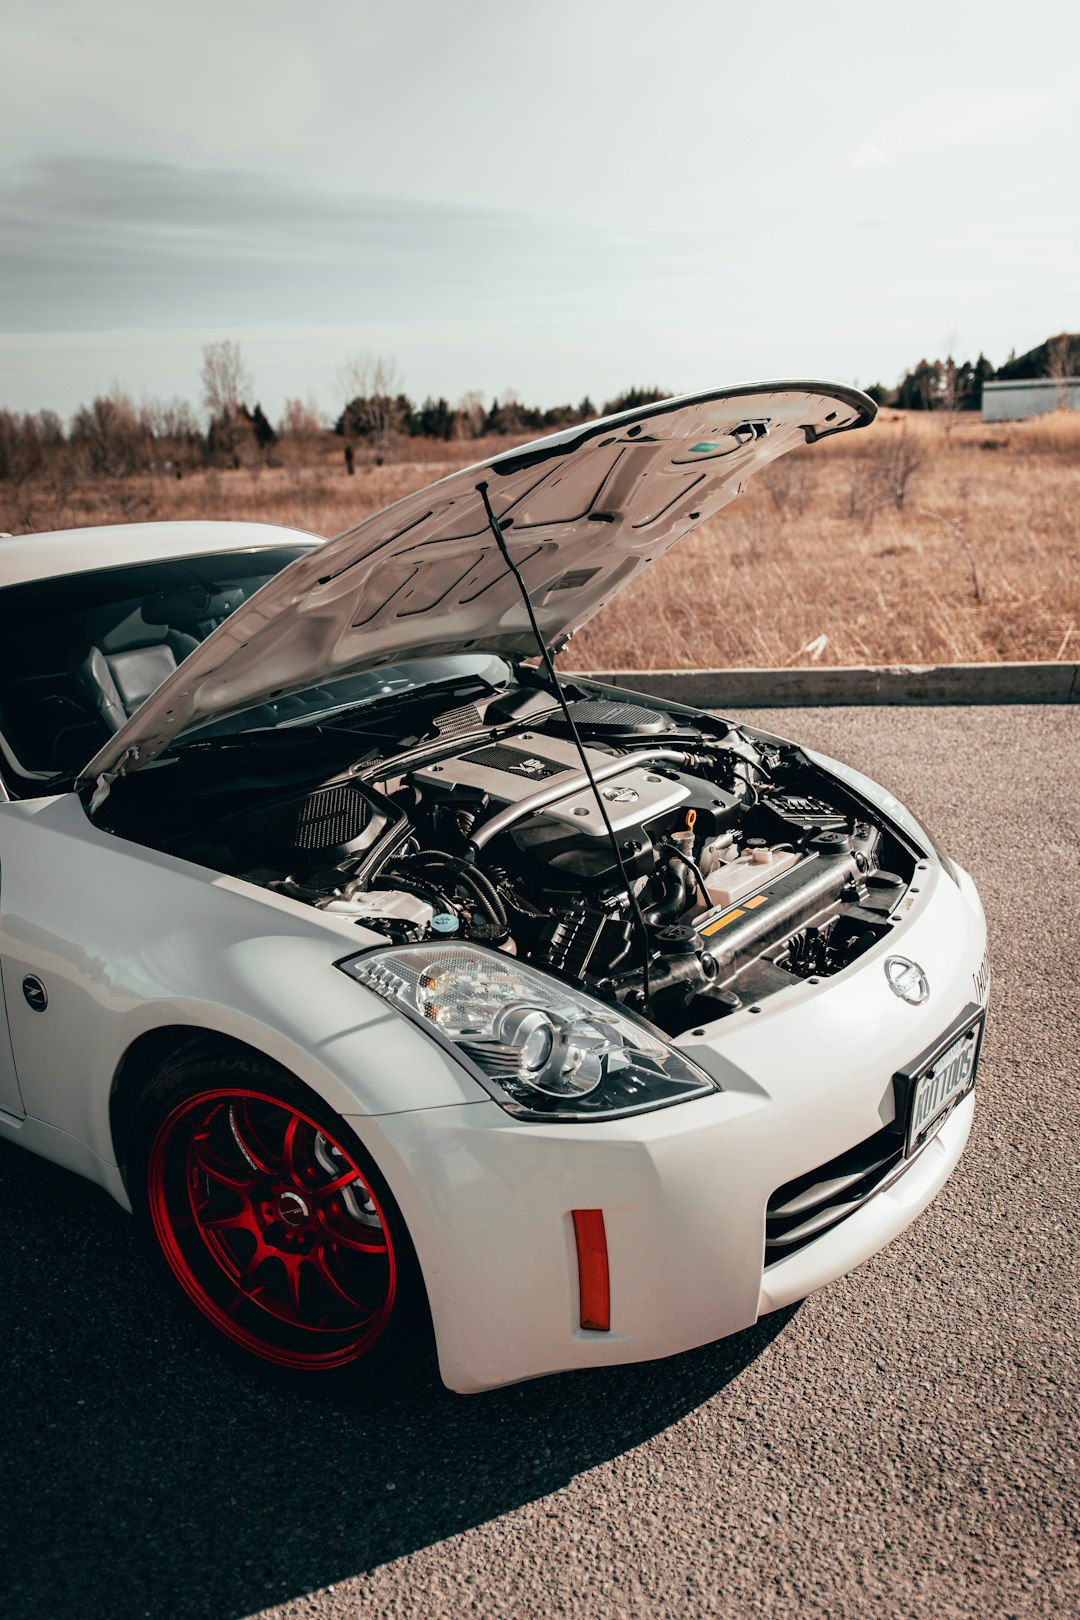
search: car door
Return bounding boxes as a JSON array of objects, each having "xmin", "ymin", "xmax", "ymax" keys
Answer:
[
  {"xmin": 0, "ymin": 964, "xmax": 24, "ymax": 1117},
  {"xmin": 0, "ymin": 797, "xmax": 27, "ymax": 1118}
]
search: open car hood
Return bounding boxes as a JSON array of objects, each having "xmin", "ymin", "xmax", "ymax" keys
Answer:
[{"xmin": 77, "ymin": 381, "xmax": 874, "ymax": 792}]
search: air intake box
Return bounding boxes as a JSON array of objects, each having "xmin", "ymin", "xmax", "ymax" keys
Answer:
[
  {"xmin": 542, "ymin": 698, "xmax": 675, "ymax": 739},
  {"xmin": 230, "ymin": 781, "xmax": 387, "ymax": 865}
]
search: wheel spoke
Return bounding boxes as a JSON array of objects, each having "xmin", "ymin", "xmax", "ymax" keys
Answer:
[
  {"xmin": 280, "ymin": 1253, "xmax": 305, "ymax": 1321},
  {"xmin": 281, "ymin": 1113, "xmax": 303, "ymax": 1185},
  {"xmin": 229, "ymin": 1102, "xmax": 276, "ymax": 1176},
  {"xmin": 238, "ymin": 1236, "xmax": 276, "ymax": 1290},
  {"xmin": 317, "ymin": 1208, "xmax": 388, "ymax": 1253},
  {"xmin": 311, "ymin": 1167, "xmax": 364, "ymax": 1207},
  {"xmin": 199, "ymin": 1206, "xmax": 259, "ymax": 1237},
  {"xmin": 307, "ymin": 1242, "xmax": 377, "ymax": 1315},
  {"xmin": 191, "ymin": 1130, "xmax": 258, "ymax": 1194}
]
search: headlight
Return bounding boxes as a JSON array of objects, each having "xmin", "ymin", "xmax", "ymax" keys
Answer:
[{"xmin": 338, "ymin": 945, "xmax": 718, "ymax": 1120}]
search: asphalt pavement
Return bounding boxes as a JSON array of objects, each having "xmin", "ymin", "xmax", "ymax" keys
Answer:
[{"xmin": 1, "ymin": 704, "xmax": 1076, "ymax": 1620}]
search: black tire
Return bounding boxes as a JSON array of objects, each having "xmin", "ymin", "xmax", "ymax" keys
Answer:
[{"xmin": 130, "ymin": 1053, "xmax": 434, "ymax": 1396}]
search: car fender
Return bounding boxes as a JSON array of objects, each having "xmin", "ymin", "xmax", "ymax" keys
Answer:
[{"xmin": 0, "ymin": 793, "xmax": 482, "ymax": 1194}]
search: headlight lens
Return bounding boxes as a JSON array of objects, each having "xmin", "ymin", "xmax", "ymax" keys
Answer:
[{"xmin": 339, "ymin": 945, "xmax": 718, "ymax": 1119}]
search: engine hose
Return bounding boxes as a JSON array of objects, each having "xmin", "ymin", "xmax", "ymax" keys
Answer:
[
  {"xmin": 480, "ymin": 864, "xmax": 549, "ymax": 920},
  {"xmin": 642, "ymin": 861, "xmax": 692, "ymax": 926},
  {"xmin": 505, "ymin": 890, "xmax": 553, "ymax": 920},
  {"xmin": 405, "ymin": 849, "xmax": 508, "ymax": 929},
  {"xmin": 658, "ymin": 841, "xmax": 712, "ymax": 907},
  {"xmin": 373, "ymin": 870, "xmax": 458, "ymax": 919}
]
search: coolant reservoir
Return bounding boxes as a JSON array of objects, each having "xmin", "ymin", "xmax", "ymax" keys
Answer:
[{"xmin": 702, "ymin": 844, "xmax": 802, "ymax": 909}]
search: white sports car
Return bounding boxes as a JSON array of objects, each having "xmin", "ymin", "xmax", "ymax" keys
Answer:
[{"xmin": 0, "ymin": 383, "xmax": 988, "ymax": 1395}]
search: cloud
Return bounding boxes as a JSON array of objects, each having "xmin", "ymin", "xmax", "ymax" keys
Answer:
[
  {"xmin": 843, "ymin": 143, "xmax": 888, "ymax": 174},
  {"xmin": 0, "ymin": 155, "xmax": 659, "ymax": 334}
]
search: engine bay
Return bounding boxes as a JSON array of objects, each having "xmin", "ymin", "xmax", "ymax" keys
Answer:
[{"xmin": 98, "ymin": 677, "xmax": 922, "ymax": 1037}]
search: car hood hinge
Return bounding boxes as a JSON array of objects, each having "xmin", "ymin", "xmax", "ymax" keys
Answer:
[{"xmin": 89, "ymin": 745, "xmax": 140, "ymax": 812}]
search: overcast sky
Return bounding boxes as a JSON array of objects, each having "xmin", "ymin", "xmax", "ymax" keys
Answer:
[{"xmin": 2, "ymin": 0, "xmax": 1077, "ymax": 420}]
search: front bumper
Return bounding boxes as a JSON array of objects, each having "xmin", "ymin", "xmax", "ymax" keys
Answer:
[{"xmin": 348, "ymin": 859, "xmax": 987, "ymax": 1394}]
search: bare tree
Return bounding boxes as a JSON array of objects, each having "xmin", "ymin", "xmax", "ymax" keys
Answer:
[
  {"xmin": 277, "ymin": 395, "xmax": 323, "ymax": 474},
  {"xmin": 846, "ymin": 456, "xmax": 882, "ymax": 529},
  {"xmin": 70, "ymin": 388, "xmax": 146, "ymax": 478},
  {"xmin": 336, "ymin": 352, "xmax": 402, "ymax": 459},
  {"xmin": 875, "ymin": 425, "xmax": 927, "ymax": 509},
  {"xmin": 201, "ymin": 340, "xmax": 251, "ymax": 420},
  {"xmin": 35, "ymin": 409, "xmax": 65, "ymax": 447},
  {"xmin": 940, "ymin": 353, "xmax": 963, "ymax": 444},
  {"xmin": 0, "ymin": 410, "xmax": 44, "ymax": 485},
  {"xmin": 761, "ymin": 451, "xmax": 816, "ymax": 517},
  {"xmin": 846, "ymin": 425, "xmax": 928, "ymax": 527},
  {"xmin": 201, "ymin": 341, "xmax": 254, "ymax": 467},
  {"xmin": 279, "ymin": 395, "xmax": 322, "ymax": 442},
  {"xmin": 455, "ymin": 389, "xmax": 487, "ymax": 439},
  {"xmin": 141, "ymin": 397, "xmax": 202, "ymax": 478}
]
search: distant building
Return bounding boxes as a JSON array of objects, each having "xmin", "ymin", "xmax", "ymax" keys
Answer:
[{"xmin": 982, "ymin": 378, "xmax": 1080, "ymax": 421}]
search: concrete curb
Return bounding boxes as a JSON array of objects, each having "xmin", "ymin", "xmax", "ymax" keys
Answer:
[{"xmin": 579, "ymin": 662, "xmax": 1080, "ymax": 707}]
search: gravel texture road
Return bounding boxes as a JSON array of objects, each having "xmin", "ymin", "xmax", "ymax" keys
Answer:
[{"xmin": 1, "ymin": 704, "xmax": 1076, "ymax": 1620}]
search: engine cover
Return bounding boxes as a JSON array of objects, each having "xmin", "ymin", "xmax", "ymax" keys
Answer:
[{"xmin": 413, "ymin": 735, "xmax": 689, "ymax": 836}]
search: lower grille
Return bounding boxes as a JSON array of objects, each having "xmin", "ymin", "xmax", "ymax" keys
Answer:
[{"xmin": 764, "ymin": 1125, "xmax": 904, "ymax": 1264}]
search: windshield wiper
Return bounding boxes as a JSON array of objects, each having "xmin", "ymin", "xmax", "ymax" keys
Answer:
[
  {"xmin": 174, "ymin": 728, "xmax": 336, "ymax": 756},
  {"xmin": 171, "ymin": 673, "xmax": 503, "ymax": 762},
  {"xmin": 293, "ymin": 674, "xmax": 501, "ymax": 732}
]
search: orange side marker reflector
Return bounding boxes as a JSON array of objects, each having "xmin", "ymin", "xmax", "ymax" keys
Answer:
[{"xmin": 572, "ymin": 1208, "xmax": 610, "ymax": 1332}]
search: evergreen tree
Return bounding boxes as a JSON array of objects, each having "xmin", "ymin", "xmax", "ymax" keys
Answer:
[
  {"xmin": 602, "ymin": 386, "xmax": 668, "ymax": 415},
  {"xmin": 408, "ymin": 397, "xmax": 456, "ymax": 440},
  {"xmin": 895, "ymin": 360, "xmax": 941, "ymax": 411},
  {"xmin": 248, "ymin": 404, "xmax": 277, "ymax": 450},
  {"xmin": 972, "ymin": 354, "xmax": 995, "ymax": 403}
]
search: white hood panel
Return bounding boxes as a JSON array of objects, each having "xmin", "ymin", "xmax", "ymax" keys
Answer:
[{"xmin": 77, "ymin": 381, "xmax": 874, "ymax": 789}]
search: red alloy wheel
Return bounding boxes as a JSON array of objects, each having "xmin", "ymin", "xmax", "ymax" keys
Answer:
[{"xmin": 147, "ymin": 1088, "xmax": 397, "ymax": 1370}]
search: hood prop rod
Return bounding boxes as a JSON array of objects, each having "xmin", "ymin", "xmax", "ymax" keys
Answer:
[{"xmin": 475, "ymin": 481, "xmax": 652, "ymax": 1010}]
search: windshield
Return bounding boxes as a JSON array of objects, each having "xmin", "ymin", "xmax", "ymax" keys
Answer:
[
  {"xmin": 0, "ymin": 546, "xmax": 311, "ymax": 777},
  {"xmin": 183, "ymin": 655, "xmax": 514, "ymax": 743},
  {"xmin": 0, "ymin": 544, "xmax": 515, "ymax": 786}
]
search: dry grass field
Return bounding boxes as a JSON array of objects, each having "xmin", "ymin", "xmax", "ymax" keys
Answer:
[{"xmin": 3, "ymin": 412, "xmax": 1078, "ymax": 669}]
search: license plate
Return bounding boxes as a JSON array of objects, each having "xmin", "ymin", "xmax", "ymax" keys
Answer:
[{"xmin": 905, "ymin": 1021, "xmax": 981, "ymax": 1156}]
